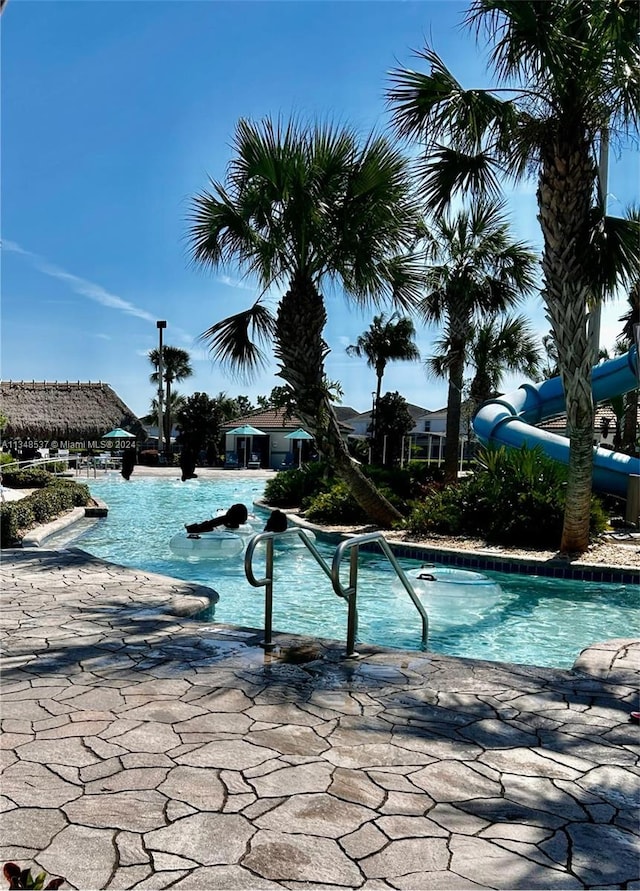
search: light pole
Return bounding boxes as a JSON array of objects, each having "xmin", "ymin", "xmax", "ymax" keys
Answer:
[
  {"xmin": 156, "ymin": 320, "xmax": 167, "ymax": 458},
  {"xmin": 370, "ymin": 390, "xmax": 376, "ymax": 463}
]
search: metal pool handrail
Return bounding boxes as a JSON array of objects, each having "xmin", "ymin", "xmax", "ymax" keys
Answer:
[{"xmin": 244, "ymin": 528, "xmax": 429, "ymax": 657}]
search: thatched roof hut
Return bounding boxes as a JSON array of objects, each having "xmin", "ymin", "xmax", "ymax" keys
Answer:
[{"xmin": 0, "ymin": 381, "xmax": 145, "ymax": 442}]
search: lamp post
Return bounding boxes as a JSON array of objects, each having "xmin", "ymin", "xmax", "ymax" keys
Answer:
[{"xmin": 156, "ymin": 320, "xmax": 167, "ymax": 458}]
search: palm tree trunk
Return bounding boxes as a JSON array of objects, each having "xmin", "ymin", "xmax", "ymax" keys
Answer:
[
  {"xmin": 622, "ymin": 388, "xmax": 638, "ymax": 455},
  {"xmin": 373, "ymin": 371, "xmax": 383, "ymax": 464},
  {"xmin": 444, "ymin": 353, "xmax": 464, "ymax": 483},
  {"xmin": 275, "ymin": 275, "xmax": 402, "ymax": 527},
  {"xmin": 538, "ymin": 136, "xmax": 596, "ymax": 554}
]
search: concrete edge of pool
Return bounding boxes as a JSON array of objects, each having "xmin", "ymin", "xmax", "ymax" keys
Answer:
[{"xmin": 1, "ymin": 547, "xmax": 638, "ymax": 890}]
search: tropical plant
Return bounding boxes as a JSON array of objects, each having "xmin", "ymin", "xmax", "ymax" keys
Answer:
[
  {"xmin": 538, "ymin": 333, "xmax": 560, "ymax": 381},
  {"xmin": 418, "ymin": 200, "xmax": 536, "ymax": 482},
  {"xmin": 404, "ymin": 445, "xmax": 607, "ymax": 549},
  {"xmin": 148, "ymin": 345, "xmax": 193, "ymax": 452},
  {"xmin": 346, "ymin": 312, "xmax": 420, "ymax": 449},
  {"xmin": 467, "ymin": 313, "xmax": 541, "ymax": 406},
  {"xmin": 3, "ymin": 862, "xmax": 64, "ymax": 890},
  {"xmin": 142, "ymin": 391, "xmax": 186, "ymax": 427},
  {"xmin": 387, "ymin": 0, "xmax": 640, "ymax": 552},
  {"xmin": 188, "ymin": 117, "xmax": 423, "ymax": 525}
]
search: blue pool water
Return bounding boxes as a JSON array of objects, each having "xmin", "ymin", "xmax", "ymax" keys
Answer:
[{"xmin": 68, "ymin": 475, "xmax": 636, "ymax": 669}]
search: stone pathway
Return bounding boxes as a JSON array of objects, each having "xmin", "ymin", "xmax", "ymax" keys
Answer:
[{"xmin": 1, "ymin": 549, "xmax": 638, "ymax": 890}]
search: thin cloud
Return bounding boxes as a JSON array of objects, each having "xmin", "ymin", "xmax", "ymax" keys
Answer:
[
  {"xmin": 217, "ymin": 274, "xmax": 255, "ymax": 292},
  {"xmin": 3, "ymin": 239, "xmax": 157, "ymax": 323}
]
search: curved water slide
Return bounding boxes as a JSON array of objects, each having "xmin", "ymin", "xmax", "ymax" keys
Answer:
[{"xmin": 472, "ymin": 347, "xmax": 639, "ymax": 497}]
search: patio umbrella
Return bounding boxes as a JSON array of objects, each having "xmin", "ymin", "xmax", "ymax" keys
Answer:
[
  {"xmin": 102, "ymin": 428, "xmax": 136, "ymax": 439},
  {"xmin": 285, "ymin": 427, "xmax": 314, "ymax": 467},
  {"xmin": 227, "ymin": 425, "xmax": 267, "ymax": 437},
  {"xmin": 227, "ymin": 424, "xmax": 267, "ymax": 467}
]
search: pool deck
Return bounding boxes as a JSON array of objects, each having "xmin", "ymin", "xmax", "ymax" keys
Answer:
[{"xmin": 1, "ymin": 546, "xmax": 639, "ymax": 890}]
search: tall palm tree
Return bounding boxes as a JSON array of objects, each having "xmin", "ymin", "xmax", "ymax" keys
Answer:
[
  {"xmin": 346, "ymin": 313, "xmax": 420, "ymax": 450},
  {"xmin": 148, "ymin": 346, "xmax": 193, "ymax": 452},
  {"xmin": 419, "ymin": 200, "xmax": 536, "ymax": 481},
  {"xmin": 188, "ymin": 118, "xmax": 423, "ymax": 526},
  {"xmin": 387, "ymin": 0, "xmax": 640, "ymax": 552}
]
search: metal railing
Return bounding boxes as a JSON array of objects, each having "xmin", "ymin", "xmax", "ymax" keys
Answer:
[
  {"xmin": 244, "ymin": 528, "xmax": 429, "ymax": 657},
  {"xmin": 0, "ymin": 455, "xmax": 120, "ymax": 479},
  {"xmin": 0, "ymin": 456, "xmax": 72, "ymax": 473}
]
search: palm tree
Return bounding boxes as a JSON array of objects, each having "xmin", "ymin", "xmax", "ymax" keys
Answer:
[
  {"xmin": 148, "ymin": 346, "xmax": 193, "ymax": 452},
  {"xmin": 387, "ymin": 0, "xmax": 640, "ymax": 551},
  {"xmin": 188, "ymin": 118, "xmax": 422, "ymax": 526},
  {"xmin": 346, "ymin": 313, "xmax": 420, "ymax": 455},
  {"xmin": 419, "ymin": 200, "xmax": 536, "ymax": 481},
  {"xmin": 467, "ymin": 313, "xmax": 541, "ymax": 407}
]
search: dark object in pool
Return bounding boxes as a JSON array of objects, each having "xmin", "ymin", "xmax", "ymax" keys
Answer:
[
  {"xmin": 180, "ymin": 446, "xmax": 198, "ymax": 482},
  {"xmin": 264, "ymin": 509, "xmax": 288, "ymax": 532},
  {"xmin": 121, "ymin": 448, "xmax": 136, "ymax": 481}
]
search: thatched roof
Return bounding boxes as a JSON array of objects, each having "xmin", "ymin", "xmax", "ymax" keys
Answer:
[{"xmin": 0, "ymin": 381, "xmax": 145, "ymax": 440}]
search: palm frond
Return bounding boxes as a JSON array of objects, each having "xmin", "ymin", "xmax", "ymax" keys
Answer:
[
  {"xmin": 417, "ymin": 147, "xmax": 503, "ymax": 214},
  {"xmin": 587, "ymin": 210, "xmax": 640, "ymax": 301},
  {"xmin": 199, "ymin": 303, "xmax": 276, "ymax": 380}
]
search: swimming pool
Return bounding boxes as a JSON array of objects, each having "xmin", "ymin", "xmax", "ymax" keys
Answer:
[{"xmin": 68, "ymin": 475, "xmax": 636, "ymax": 669}]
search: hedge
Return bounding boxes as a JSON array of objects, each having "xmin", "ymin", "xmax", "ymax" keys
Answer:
[{"xmin": 1, "ymin": 478, "xmax": 91, "ymax": 547}]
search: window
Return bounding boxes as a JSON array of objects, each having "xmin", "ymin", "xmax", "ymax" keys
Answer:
[{"xmin": 423, "ymin": 420, "xmax": 431, "ymax": 432}]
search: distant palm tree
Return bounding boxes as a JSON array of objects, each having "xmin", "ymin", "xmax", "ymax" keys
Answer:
[
  {"xmin": 148, "ymin": 346, "xmax": 193, "ymax": 451},
  {"xmin": 346, "ymin": 313, "xmax": 420, "ymax": 449},
  {"xmin": 387, "ymin": 0, "xmax": 640, "ymax": 551},
  {"xmin": 143, "ymin": 391, "xmax": 186, "ymax": 428},
  {"xmin": 187, "ymin": 117, "xmax": 422, "ymax": 526},
  {"xmin": 419, "ymin": 200, "xmax": 536, "ymax": 481}
]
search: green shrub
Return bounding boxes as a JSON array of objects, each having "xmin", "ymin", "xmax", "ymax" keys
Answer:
[
  {"xmin": 304, "ymin": 481, "xmax": 368, "ymax": 524},
  {"xmin": 0, "ymin": 479, "xmax": 91, "ymax": 547},
  {"xmin": 0, "ymin": 453, "xmax": 17, "ymax": 469},
  {"xmin": 1, "ymin": 467, "xmax": 53, "ymax": 488},
  {"xmin": 404, "ymin": 445, "xmax": 607, "ymax": 549},
  {"xmin": 264, "ymin": 462, "xmax": 330, "ymax": 507},
  {"xmin": 1, "ymin": 502, "xmax": 36, "ymax": 546}
]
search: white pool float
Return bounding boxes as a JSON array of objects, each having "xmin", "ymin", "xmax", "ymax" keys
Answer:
[
  {"xmin": 256, "ymin": 528, "xmax": 317, "ymax": 550},
  {"xmin": 169, "ymin": 530, "xmax": 245, "ymax": 558},
  {"xmin": 393, "ymin": 566, "xmax": 504, "ymax": 626}
]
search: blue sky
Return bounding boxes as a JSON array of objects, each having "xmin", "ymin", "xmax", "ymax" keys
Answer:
[{"xmin": 2, "ymin": 1, "xmax": 638, "ymax": 419}]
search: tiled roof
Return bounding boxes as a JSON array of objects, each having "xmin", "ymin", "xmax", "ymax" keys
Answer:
[
  {"xmin": 539, "ymin": 401, "xmax": 640, "ymax": 433},
  {"xmin": 222, "ymin": 408, "xmax": 352, "ymax": 433},
  {"xmin": 223, "ymin": 409, "xmax": 304, "ymax": 430}
]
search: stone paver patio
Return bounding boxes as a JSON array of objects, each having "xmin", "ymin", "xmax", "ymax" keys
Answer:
[{"xmin": 1, "ymin": 548, "xmax": 638, "ymax": 890}]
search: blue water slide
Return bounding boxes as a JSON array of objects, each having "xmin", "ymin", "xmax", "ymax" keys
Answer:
[{"xmin": 472, "ymin": 347, "xmax": 639, "ymax": 497}]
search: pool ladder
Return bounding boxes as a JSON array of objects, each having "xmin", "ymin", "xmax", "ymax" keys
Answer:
[{"xmin": 244, "ymin": 529, "xmax": 429, "ymax": 658}]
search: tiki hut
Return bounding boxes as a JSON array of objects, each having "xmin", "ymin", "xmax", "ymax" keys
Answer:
[{"xmin": 0, "ymin": 381, "xmax": 145, "ymax": 445}]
